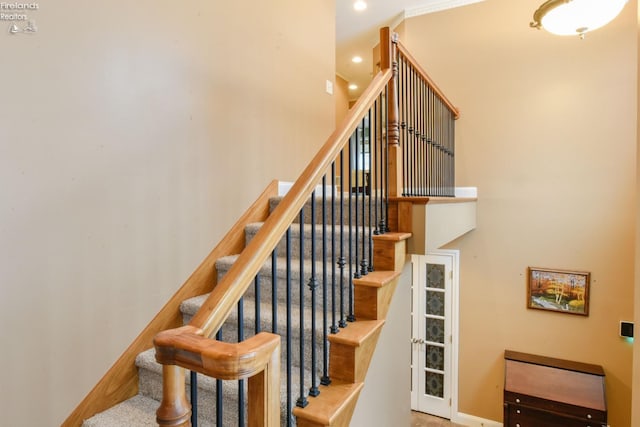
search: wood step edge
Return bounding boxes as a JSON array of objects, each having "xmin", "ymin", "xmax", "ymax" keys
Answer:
[
  {"xmin": 372, "ymin": 231, "xmax": 412, "ymax": 242},
  {"xmin": 327, "ymin": 320, "xmax": 385, "ymax": 346},
  {"xmin": 292, "ymin": 381, "xmax": 364, "ymax": 426},
  {"xmin": 353, "ymin": 270, "xmax": 401, "ymax": 288}
]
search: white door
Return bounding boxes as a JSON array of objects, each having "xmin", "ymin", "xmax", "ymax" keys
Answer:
[{"xmin": 410, "ymin": 252, "xmax": 454, "ymax": 419}]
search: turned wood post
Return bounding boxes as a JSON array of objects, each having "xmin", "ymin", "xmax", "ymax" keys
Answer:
[
  {"xmin": 156, "ymin": 365, "xmax": 191, "ymax": 427},
  {"xmin": 380, "ymin": 27, "xmax": 402, "ymax": 198}
]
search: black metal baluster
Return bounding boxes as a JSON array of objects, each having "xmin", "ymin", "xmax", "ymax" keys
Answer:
[
  {"xmin": 272, "ymin": 249, "xmax": 277, "ymax": 334},
  {"xmin": 367, "ymin": 107, "xmax": 374, "ymax": 273},
  {"xmin": 430, "ymin": 86, "xmax": 434, "ymax": 194},
  {"xmin": 308, "ymin": 192, "xmax": 319, "ymax": 397},
  {"xmin": 331, "ymin": 162, "xmax": 339, "ymax": 334},
  {"xmin": 413, "ymin": 73, "xmax": 424, "ymax": 196},
  {"xmin": 450, "ymin": 110, "xmax": 456, "ymax": 196},
  {"xmin": 216, "ymin": 328, "xmax": 223, "ymax": 427},
  {"xmin": 381, "ymin": 86, "xmax": 389, "ymax": 233},
  {"xmin": 432, "ymin": 95, "xmax": 438, "ymax": 196},
  {"xmin": 419, "ymin": 79, "xmax": 428, "ymax": 196},
  {"xmin": 444, "ymin": 104, "xmax": 449, "ymax": 196},
  {"xmin": 406, "ymin": 64, "xmax": 413, "ymax": 196},
  {"xmin": 373, "ymin": 97, "xmax": 381, "ymax": 234},
  {"xmin": 441, "ymin": 99, "xmax": 445, "ymax": 196},
  {"xmin": 237, "ymin": 298, "xmax": 245, "ymax": 427},
  {"xmin": 254, "ymin": 275, "xmax": 261, "ymax": 334},
  {"xmin": 414, "ymin": 73, "xmax": 420, "ymax": 196},
  {"xmin": 296, "ymin": 209, "xmax": 308, "ymax": 408},
  {"xmin": 339, "ymin": 150, "xmax": 347, "ymax": 328},
  {"xmin": 347, "ymin": 135, "xmax": 356, "ymax": 322},
  {"xmin": 437, "ymin": 97, "xmax": 442, "ymax": 196},
  {"xmin": 321, "ymin": 176, "xmax": 331, "ymax": 386},
  {"xmin": 413, "ymin": 66, "xmax": 422, "ymax": 196},
  {"xmin": 422, "ymin": 73, "xmax": 426, "ymax": 194},
  {"xmin": 285, "ymin": 228, "xmax": 293, "ymax": 426},
  {"xmin": 360, "ymin": 116, "xmax": 368, "ymax": 277},
  {"xmin": 416, "ymin": 75, "xmax": 420, "ymax": 195},
  {"xmin": 401, "ymin": 55, "xmax": 408, "ymax": 196},
  {"xmin": 190, "ymin": 371, "xmax": 198, "ymax": 427},
  {"xmin": 427, "ymin": 86, "xmax": 432, "ymax": 195},
  {"xmin": 353, "ymin": 129, "xmax": 360, "ymax": 281}
]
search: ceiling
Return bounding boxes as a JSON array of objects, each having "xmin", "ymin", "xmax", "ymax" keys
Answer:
[{"xmin": 336, "ymin": 0, "xmax": 484, "ymax": 98}]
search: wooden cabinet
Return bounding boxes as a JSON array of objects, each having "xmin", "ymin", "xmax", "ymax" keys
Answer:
[{"xmin": 503, "ymin": 350, "xmax": 607, "ymax": 427}]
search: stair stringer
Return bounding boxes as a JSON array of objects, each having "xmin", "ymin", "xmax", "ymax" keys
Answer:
[{"xmin": 292, "ymin": 232, "xmax": 410, "ymax": 427}]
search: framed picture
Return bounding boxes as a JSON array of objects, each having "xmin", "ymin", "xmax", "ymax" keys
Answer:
[{"xmin": 527, "ymin": 267, "xmax": 590, "ymax": 316}]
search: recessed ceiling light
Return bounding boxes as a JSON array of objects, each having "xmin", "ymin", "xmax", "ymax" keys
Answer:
[
  {"xmin": 352, "ymin": 56, "xmax": 363, "ymax": 64},
  {"xmin": 349, "ymin": 84, "xmax": 358, "ymax": 90},
  {"xmin": 354, "ymin": 1, "xmax": 367, "ymax": 11}
]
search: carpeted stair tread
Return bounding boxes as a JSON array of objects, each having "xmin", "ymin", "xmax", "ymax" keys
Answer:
[
  {"xmin": 215, "ymin": 254, "xmax": 357, "ymax": 304},
  {"xmin": 269, "ymin": 195, "xmax": 384, "ymax": 227},
  {"xmin": 244, "ymin": 221, "xmax": 374, "ymax": 261},
  {"xmin": 81, "ymin": 394, "xmax": 158, "ymax": 427},
  {"xmin": 181, "ymin": 291, "xmax": 334, "ymax": 342}
]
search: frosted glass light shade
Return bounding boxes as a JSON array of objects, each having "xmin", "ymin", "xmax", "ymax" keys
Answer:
[{"xmin": 531, "ymin": 0, "xmax": 628, "ymax": 36}]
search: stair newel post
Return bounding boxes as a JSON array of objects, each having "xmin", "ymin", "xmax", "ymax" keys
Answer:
[
  {"xmin": 381, "ymin": 27, "xmax": 403, "ymax": 200},
  {"xmin": 156, "ymin": 365, "xmax": 191, "ymax": 427},
  {"xmin": 247, "ymin": 341, "xmax": 281, "ymax": 427}
]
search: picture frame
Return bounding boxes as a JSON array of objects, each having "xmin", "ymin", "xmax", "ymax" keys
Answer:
[{"xmin": 527, "ymin": 267, "xmax": 590, "ymax": 316}]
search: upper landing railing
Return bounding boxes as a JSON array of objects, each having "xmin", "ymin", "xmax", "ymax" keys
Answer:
[{"xmin": 153, "ymin": 27, "xmax": 459, "ymax": 427}]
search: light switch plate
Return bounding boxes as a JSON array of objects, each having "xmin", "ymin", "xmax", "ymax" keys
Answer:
[{"xmin": 325, "ymin": 80, "xmax": 333, "ymax": 95}]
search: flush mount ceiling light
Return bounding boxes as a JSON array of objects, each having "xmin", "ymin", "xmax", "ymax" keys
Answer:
[
  {"xmin": 352, "ymin": 56, "xmax": 363, "ymax": 63},
  {"xmin": 348, "ymin": 83, "xmax": 358, "ymax": 90},
  {"xmin": 354, "ymin": 1, "xmax": 367, "ymax": 11},
  {"xmin": 530, "ymin": 0, "xmax": 628, "ymax": 38}
]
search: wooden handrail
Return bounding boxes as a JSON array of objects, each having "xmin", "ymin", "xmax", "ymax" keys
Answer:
[
  {"xmin": 187, "ymin": 67, "xmax": 393, "ymax": 338},
  {"xmin": 395, "ymin": 40, "xmax": 460, "ymax": 119},
  {"xmin": 155, "ymin": 326, "xmax": 280, "ymax": 380},
  {"xmin": 154, "ymin": 327, "xmax": 280, "ymax": 426}
]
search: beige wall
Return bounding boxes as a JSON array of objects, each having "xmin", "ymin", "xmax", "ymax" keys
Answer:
[
  {"xmin": 404, "ymin": 0, "xmax": 637, "ymax": 425},
  {"xmin": 0, "ymin": 1, "xmax": 335, "ymax": 425}
]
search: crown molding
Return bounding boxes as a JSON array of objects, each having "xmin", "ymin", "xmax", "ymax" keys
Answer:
[{"xmin": 404, "ymin": 0, "xmax": 484, "ymax": 18}]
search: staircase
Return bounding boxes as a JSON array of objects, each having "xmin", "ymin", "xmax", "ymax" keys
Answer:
[
  {"xmin": 64, "ymin": 27, "xmax": 461, "ymax": 427},
  {"xmin": 81, "ymin": 194, "xmax": 409, "ymax": 426}
]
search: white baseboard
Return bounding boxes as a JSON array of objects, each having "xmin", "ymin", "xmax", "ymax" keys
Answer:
[{"xmin": 452, "ymin": 412, "xmax": 502, "ymax": 427}]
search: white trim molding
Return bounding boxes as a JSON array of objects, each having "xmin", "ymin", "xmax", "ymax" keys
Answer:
[
  {"xmin": 453, "ymin": 412, "xmax": 503, "ymax": 427},
  {"xmin": 404, "ymin": 0, "xmax": 485, "ymax": 18}
]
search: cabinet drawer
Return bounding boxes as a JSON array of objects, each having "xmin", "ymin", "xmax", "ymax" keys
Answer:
[
  {"xmin": 508, "ymin": 404, "xmax": 606, "ymax": 427},
  {"xmin": 505, "ymin": 391, "xmax": 606, "ymax": 423}
]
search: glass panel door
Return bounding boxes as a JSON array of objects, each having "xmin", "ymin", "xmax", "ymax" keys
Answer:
[{"xmin": 411, "ymin": 254, "xmax": 453, "ymax": 419}]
